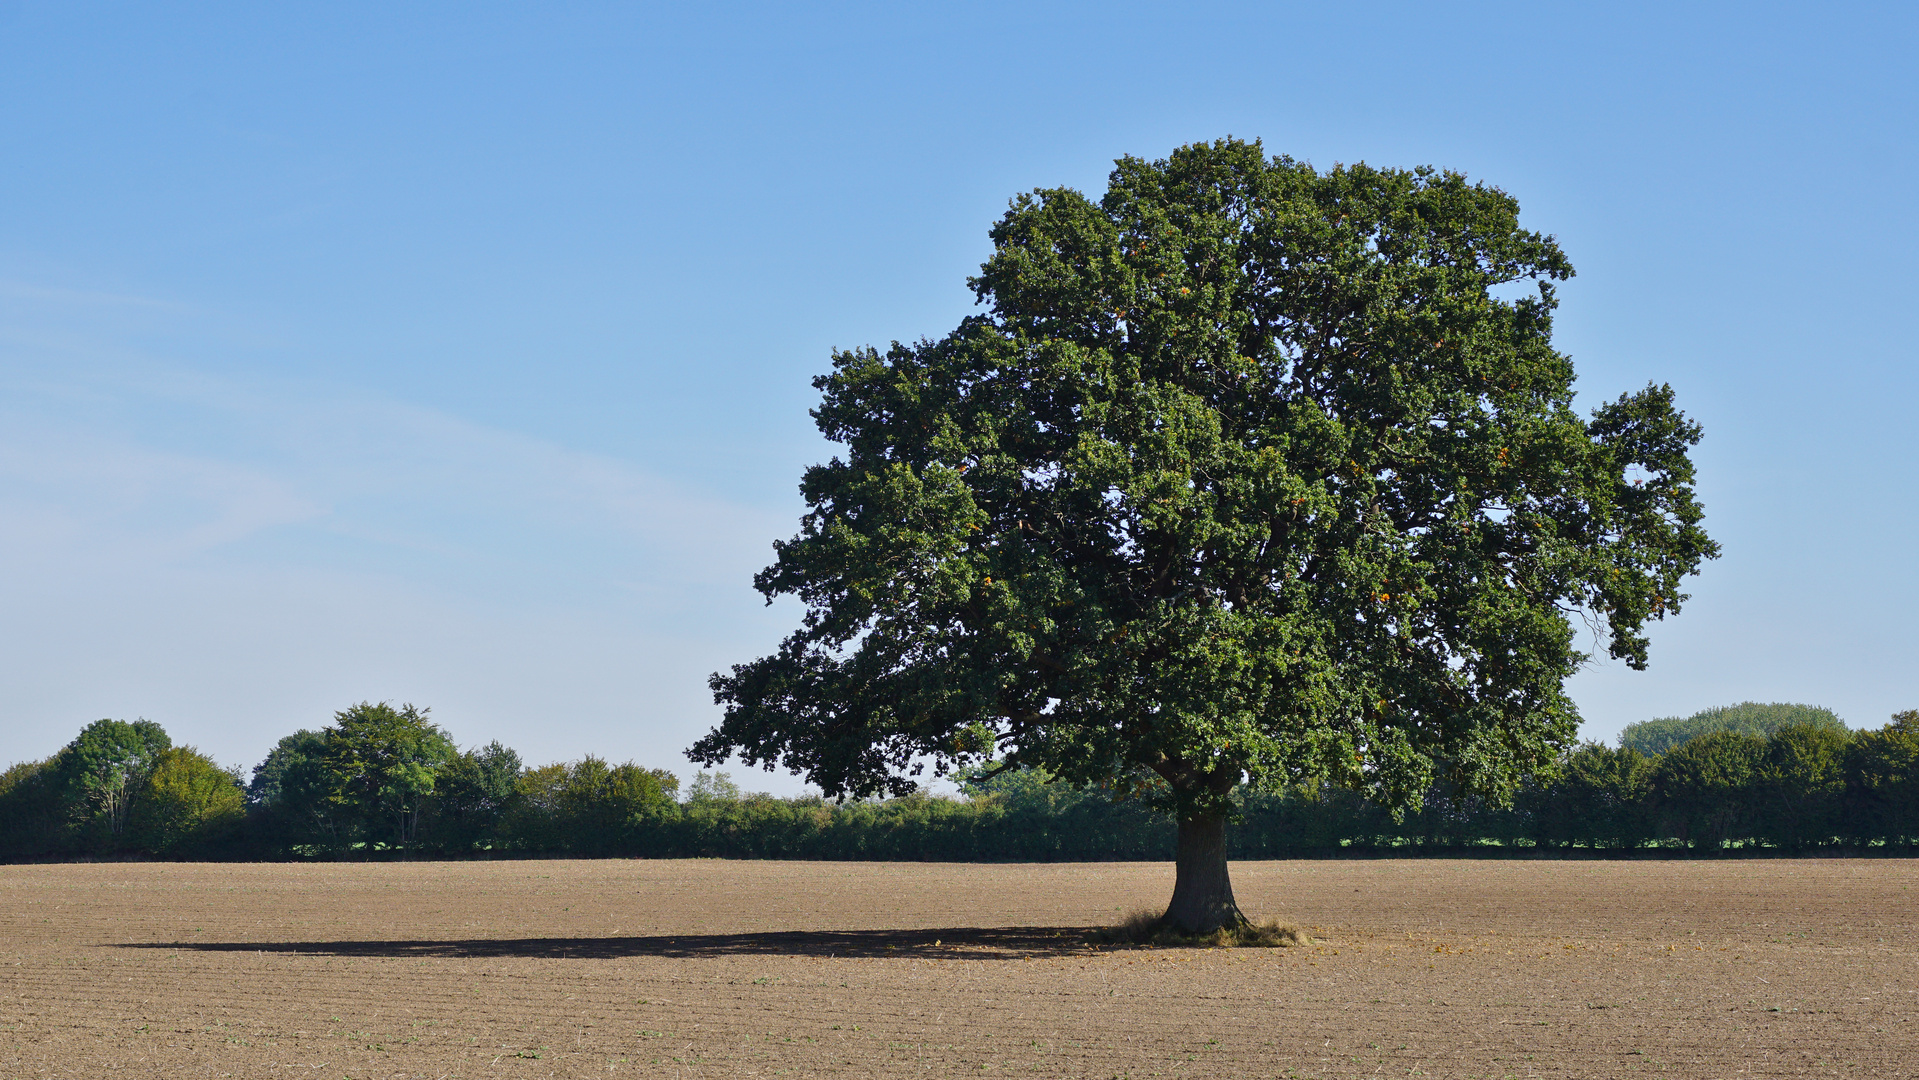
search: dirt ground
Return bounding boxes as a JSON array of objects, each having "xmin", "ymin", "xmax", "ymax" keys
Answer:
[{"xmin": 1, "ymin": 858, "xmax": 1913, "ymax": 1078}]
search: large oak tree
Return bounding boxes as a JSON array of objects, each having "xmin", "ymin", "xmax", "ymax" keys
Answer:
[{"xmin": 694, "ymin": 139, "xmax": 1717, "ymax": 932}]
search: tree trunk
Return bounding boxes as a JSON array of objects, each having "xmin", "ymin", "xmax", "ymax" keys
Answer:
[{"xmin": 1161, "ymin": 812, "xmax": 1245, "ymax": 933}]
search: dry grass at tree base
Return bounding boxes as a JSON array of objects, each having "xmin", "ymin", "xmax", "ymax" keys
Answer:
[
  {"xmin": 1095, "ymin": 908, "xmax": 1309, "ymax": 949},
  {"xmin": 2, "ymin": 858, "xmax": 1915, "ymax": 1078}
]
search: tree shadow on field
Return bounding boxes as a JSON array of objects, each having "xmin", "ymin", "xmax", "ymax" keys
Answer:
[{"xmin": 119, "ymin": 926, "xmax": 1101, "ymax": 961}]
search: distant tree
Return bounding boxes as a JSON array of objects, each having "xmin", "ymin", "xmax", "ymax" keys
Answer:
[
  {"xmin": 695, "ymin": 138, "xmax": 1718, "ymax": 931},
  {"xmin": 55, "ymin": 719, "xmax": 172, "ymax": 850},
  {"xmin": 556, "ymin": 757, "xmax": 679, "ymax": 854},
  {"xmin": 1524, "ymin": 742, "xmax": 1657, "ymax": 848},
  {"xmin": 1749, "ymin": 723, "xmax": 1850, "ymax": 850},
  {"xmin": 1654, "ymin": 730, "xmax": 1764, "ymax": 849},
  {"xmin": 320, "ymin": 703, "xmax": 457, "ymax": 849},
  {"xmin": 1843, "ymin": 710, "xmax": 1919, "ymax": 844},
  {"xmin": 1621, "ymin": 702, "xmax": 1846, "ymax": 756},
  {"xmin": 497, "ymin": 758, "xmax": 678, "ymax": 854},
  {"xmin": 958, "ymin": 761, "xmax": 1076, "ymax": 810},
  {"xmin": 248, "ymin": 729, "xmax": 348, "ymax": 852},
  {"xmin": 958, "ymin": 761, "xmax": 1173, "ymax": 859},
  {"xmin": 503, "ymin": 762, "xmax": 572, "ymax": 851},
  {"xmin": 1226, "ymin": 784, "xmax": 1361, "ymax": 856},
  {"xmin": 432, "ymin": 741, "xmax": 524, "ymax": 851},
  {"xmin": 684, "ymin": 770, "xmax": 743, "ymax": 806},
  {"xmin": 129, "ymin": 747, "xmax": 246, "ymax": 856},
  {"xmin": 249, "ymin": 730, "xmax": 323, "ymax": 805},
  {"xmin": 0, "ymin": 757, "xmax": 70, "ymax": 858}
]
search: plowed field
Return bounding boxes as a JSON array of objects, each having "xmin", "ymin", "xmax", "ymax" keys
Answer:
[{"xmin": 2, "ymin": 858, "xmax": 1913, "ymax": 1077}]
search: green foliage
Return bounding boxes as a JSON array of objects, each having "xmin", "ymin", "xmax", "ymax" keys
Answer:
[
  {"xmin": 504, "ymin": 762, "xmax": 570, "ymax": 852},
  {"xmin": 1752, "ymin": 723, "xmax": 1849, "ymax": 850},
  {"xmin": 960, "ymin": 763, "xmax": 1081, "ymax": 811},
  {"xmin": 684, "ymin": 770, "xmax": 743, "ymax": 805},
  {"xmin": 1653, "ymin": 730, "xmax": 1766, "ymax": 849},
  {"xmin": 248, "ymin": 729, "xmax": 347, "ymax": 852},
  {"xmin": 55, "ymin": 718, "xmax": 172, "ymax": 850},
  {"xmin": 698, "ymin": 137, "xmax": 1715, "ymax": 829},
  {"xmin": 1231, "ymin": 786, "xmax": 1382, "ymax": 854},
  {"xmin": 0, "ymin": 757, "xmax": 70, "ymax": 858},
  {"xmin": 1621, "ymin": 702, "xmax": 1846, "ymax": 755},
  {"xmin": 553, "ymin": 757, "xmax": 678, "ymax": 855},
  {"xmin": 432, "ymin": 741, "xmax": 524, "ymax": 852},
  {"xmin": 1, "ymin": 722, "xmax": 253, "ymax": 859},
  {"xmin": 320, "ymin": 702, "xmax": 457, "ymax": 848},
  {"xmin": 499, "ymin": 758, "xmax": 676, "ymax": 854},
  {"xmin": 1843, "ymin": 712, "xmax": 1919, "ymax": 844},
  {"xmin": 1521, "ymin": 743, "xmax": 1658, "ymax": 848},
  {"xmin": 13, "ymin": 704, "xmax": 1917, "ymax": 864},
  {"xmin": 128, "ymin": 747, "xmax": 246, "ymax": 856}
]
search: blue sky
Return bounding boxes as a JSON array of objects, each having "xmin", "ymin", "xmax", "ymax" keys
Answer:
[{"xmin": 2, "ymin": 2, "xmax": 1914, "ymax": 790}]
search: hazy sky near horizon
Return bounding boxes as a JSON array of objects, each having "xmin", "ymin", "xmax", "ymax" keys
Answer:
[{"xmin": 2, "ymin": 2, "xmax": 1914, "ymax": 791}]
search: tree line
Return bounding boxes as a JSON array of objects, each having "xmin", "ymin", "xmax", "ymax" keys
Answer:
[{"xmin": 2, "ymin": 700, "xmax": 1916, "ymax": 861}]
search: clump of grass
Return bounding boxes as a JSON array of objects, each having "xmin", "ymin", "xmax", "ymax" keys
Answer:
[{"xmin": 1093, "ymin": 908, "xmax": 1308, "ymax": 949}]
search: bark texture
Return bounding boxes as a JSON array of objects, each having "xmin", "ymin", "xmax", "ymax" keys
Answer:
[{"xmin": 1161, "ymin": 813, "xmax": 1244, "ymax": 933}]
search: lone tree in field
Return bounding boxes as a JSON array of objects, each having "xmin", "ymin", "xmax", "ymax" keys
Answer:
[{"xmin": 693, "ymin": 139, "xmax": 1717, "ymax": 932}]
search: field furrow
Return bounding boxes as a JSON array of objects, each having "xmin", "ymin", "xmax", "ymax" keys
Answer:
[{"xmin": 1, "ymin": 858, "xmax": 1913, "ymax": 1077}]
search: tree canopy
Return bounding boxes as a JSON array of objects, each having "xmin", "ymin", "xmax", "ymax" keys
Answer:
[
  {"xmin": 129, "ymin": 746, "xmax": 245, "ymax": 856},
  {"xmin": 319, "ymin": 702, "xmax": 456, "ymax": 847},
  {"xmin": 56, "ymin": 718, "xmax": 172, "ymax": 847},
  {"xmin": 694, "ymin": 138, "xmax": 1718, "ymax": 930},
  {"xmin": 1620, "ymin": 701, "xmax": 1846, "ymax": 755}
]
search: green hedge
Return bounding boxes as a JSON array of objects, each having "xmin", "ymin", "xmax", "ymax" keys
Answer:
[{"xmin": 6, "ymin": 711, "xmax": 1919, "ymax": 861}]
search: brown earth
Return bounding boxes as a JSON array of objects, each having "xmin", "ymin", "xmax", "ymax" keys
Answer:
[{"xmin": 1, "ymin": 857, "xmax": 1914, "ymax": 1078}]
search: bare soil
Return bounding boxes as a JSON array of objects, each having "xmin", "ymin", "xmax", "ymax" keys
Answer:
[{"xmin": 2, "ymin": 857, "xmax": 1913, "ymax": 1077}]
